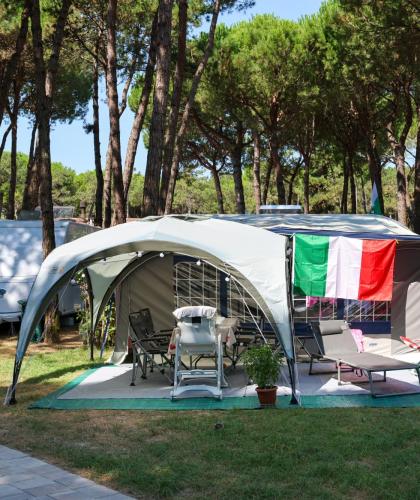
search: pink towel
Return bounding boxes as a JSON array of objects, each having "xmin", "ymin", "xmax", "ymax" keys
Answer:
[{"xmin": 351, "ymin": 329, "xmax": 365, "ymax": 352}]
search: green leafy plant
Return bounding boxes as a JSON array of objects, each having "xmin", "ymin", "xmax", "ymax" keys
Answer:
[
  {"xmin": 74, "ymin": 271, "xmax": 116, "ymax": 348},
  {"xmin": 242, "ymin": 345, "xmax": 283, "ymax": 388}
]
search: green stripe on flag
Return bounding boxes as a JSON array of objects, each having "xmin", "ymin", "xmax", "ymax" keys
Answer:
[
  {"xmin": 371, "ymin": 196, "xmax": 382, "ymax": 215},
  {"xmin": 370, "ymin": 181, "xmax": 382, "ymax": 215},
  {"xmin": 293, "ymin": 234, "xmax": 330, "ymax": 297}
]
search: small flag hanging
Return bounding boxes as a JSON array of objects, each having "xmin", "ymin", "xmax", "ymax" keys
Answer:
[
  {"xmin": 370, "ymin": 181, "xmax": 382, "ymax": 215},
  {"xmin": 293, "ymin": 234, "xmax": 396, "ymax": 301}
]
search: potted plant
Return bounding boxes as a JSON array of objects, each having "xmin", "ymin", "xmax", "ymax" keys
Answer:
[{"xmin": 242, "ymin": 345, "xmax": 283, "ymax": 407}]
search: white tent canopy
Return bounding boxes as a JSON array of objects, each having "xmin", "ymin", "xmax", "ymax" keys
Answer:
[{"xmin": 6, "ymin": 217, "xmax": 294, "ymax": 404}]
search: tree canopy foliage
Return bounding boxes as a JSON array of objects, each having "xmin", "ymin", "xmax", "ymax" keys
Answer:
[{"xmin": 0, "ymin": 0, "xmax": 419, "ymax": 232}]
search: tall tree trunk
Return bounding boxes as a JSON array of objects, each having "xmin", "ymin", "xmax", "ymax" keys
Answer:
[
  {"xmin": 413, "ymin": 103, "xmax": 420, "ymax": 234},
  {"xmin": 210, "ymin": 165, "xmax": 224, "ymax": 214},
  {"xmin": 262, "ymin": 156, "xmax": 273, "ymax": 205},
  {"xmin": 142, "ymin": 0, "xmax": 174, "ymax": 217},
  {"xmin": 164, "ymin": 0, "xmax": 221, "ymax": 214},
  {"xmin": 341, "ymin": 156, "xmax": 349, "ymax": 214},
  {"xmin": 287, "ymin": 165, "xmax": 299, "ymax": 205},
  {"xmin": 31, "ymin": 0, "xmax": 71, "ymax": 344},
  {"xmin": 21, "ymin": 121, "xmax": 39, "ymax": 211},
  {"xmin": 92, "ymin": 52, "xmax": 103, "ymax": 227},
  {"xmin": 123, "ymin": 11, "xmax": 158, "ymax": 202},
  {"xmin": 348, "ymin": 153, "xmax": 356, "ymax": 214},
  {"xmin": 0, "ymin": 0, "xmax": 30, "ymax": 128},
  {"xmin": 269, "ymin": 136, "xmax": 286, "ymax": 205},
  {"xmin": 106, "ymin": 0, "xmax": 125, "ymax": 225},
  {"xmin": 252, "ymin": 131, "xmax": 262, "ymax": 214},
  {"xmin": 0, "ymin": 191, "xmax": 3, "ymax": 218},
  {"xmin": 300, "ymin": 115, "xmax": 315, "ymax": 214},
  {"xmin": 302, "ymin": 153, "xmax": 310, "ymax": 214},
  {"xmin": 232, "ymin": 124, "xmax": 245, "ymax": 214},
  {"xmin": 103, "ymin": 139, "xmax": 112, "ymax": 227},
  {"xmin": 7, "ymin": 79, "xmax": 21, "ymax": 220},
  {"xmin": 159, "ymin": 0, "xmax": 188, "ymax": 214},
  {"xmin": 366, "ymin": 135, "xmax": 384, "ymax": 214},
  {"xmin": 360, "ymin": 175, "xmax": 368, "ymax": 214},
  {"xmin": 387, "ymin": 120, "xmax": 409, "ymax": 225},
  {"xmin": 0, "ymin": 124, "xmax": 12, "ymax": 163}
]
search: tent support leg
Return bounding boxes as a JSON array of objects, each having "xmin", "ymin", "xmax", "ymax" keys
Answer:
[
  {"xmin": 5, "ymin": 385, "xmax": 17, "ymax": 405},
  {"xmin": 286, "ymin": 358, "xmax": 299, "ymax": 405},
  {"xmin": 130, "ymin": 349, "xmax": 137, "ymax": 386},
  {"xmin": 89, "ymin": 328, "xmax": 94, "ymax": 362},
  {"xmin": 4, "ymin": 360, "xmax": 21, "ymax": 406}
]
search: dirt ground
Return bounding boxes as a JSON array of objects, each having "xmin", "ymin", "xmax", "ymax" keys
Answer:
[{"xmin": 0, "ymin": 326, "xmax": 83, "ymax": 356}]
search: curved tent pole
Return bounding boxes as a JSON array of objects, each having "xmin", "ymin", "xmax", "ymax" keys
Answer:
[
  {"xmin": 91, "ymin": 251, "xmax": 285, "ymax": 348},
  {"xmin": 90, "ymin": 250, "xmax": 299, "ymax": 404},
  {"xmin": 90, "ymin": 253, "xmax": 160, "ymax": 334},
  {"xmin": 83, "ymin": 269, "xmax": 95, "ymax": 362},
  {"xmin": 227, "ymin": 265, "xmax": 299, "ymax": 405},
  {"xmin": 99, "ymin": 295, "xmax": 114, "ymax": 359},
  {"xmin": 286, "ymin": 236, "xmax": 299, "ymax": 405},
  {"xmin": 92, "ymin": 251, "xmax": 284, "ymax": 351}
]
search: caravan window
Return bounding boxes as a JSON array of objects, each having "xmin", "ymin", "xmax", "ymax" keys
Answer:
[{"xmin": 293, "ymin": 295, "xmax": 391, "ymax": 322}]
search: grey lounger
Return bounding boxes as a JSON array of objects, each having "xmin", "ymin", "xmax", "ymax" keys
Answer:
[{"xmin": 309, "ymin": 320, "xmax": 420, "ymax": 397}]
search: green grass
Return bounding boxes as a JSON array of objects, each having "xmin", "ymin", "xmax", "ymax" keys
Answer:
[{"xmin": 1, "ymin": 342, "xmax": 420, "ymax": 499}]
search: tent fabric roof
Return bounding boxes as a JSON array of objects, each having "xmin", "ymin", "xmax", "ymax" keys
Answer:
[
  {"xmin": 128, "ymin": 213, "xmax": 419, "ymax": 239},
  {"xmin": 12, "ymin": 217, "xmax": 293, "ymax": 368},
  {"xmin": 212, "ymin": 214, "xmax": 420, "ymax": 240}
]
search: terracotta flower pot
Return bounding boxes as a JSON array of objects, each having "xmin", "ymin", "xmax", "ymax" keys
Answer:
[{"xmin": 256, "ymin": 386, "xmax": 277, "ymax": 407}]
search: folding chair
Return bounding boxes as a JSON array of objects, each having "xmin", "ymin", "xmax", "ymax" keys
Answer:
[
  {"xmin": 231, "ymin": 322, "xmax": 261, "ymax": 367},
  {"xmin": 171, "ymin": 306, "xmax": 224, "ymax": 400},
  {"xmin": 128, "ymin": 309, "xmax": 173, "ymax": 386}
]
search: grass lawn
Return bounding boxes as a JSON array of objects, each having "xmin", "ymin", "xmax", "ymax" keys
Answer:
[{"xmin": 1, "ymin": 332, "xmax": 420, "ymax": 499}]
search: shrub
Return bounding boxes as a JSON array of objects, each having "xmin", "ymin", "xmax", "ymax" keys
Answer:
[{"xmin": 242, "ymin": 345, "xmax": 283, "ymax": 388}]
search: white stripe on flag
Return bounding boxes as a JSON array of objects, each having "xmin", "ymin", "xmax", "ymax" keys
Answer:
[{"xmin": 325, "ymin": 237, "xmax": 363, "ymax": 299}]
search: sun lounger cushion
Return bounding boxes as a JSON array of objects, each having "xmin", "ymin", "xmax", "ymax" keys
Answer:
[{"xmin": 318, "ymin": 320, "xmax": 349, "ymax": 335}]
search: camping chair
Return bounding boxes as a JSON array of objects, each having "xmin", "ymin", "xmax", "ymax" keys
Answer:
[
  {"xmin": 128, "ymin": 309, "xmax": 173, "ymax": 386},
  {"xmin": 171, "ymin": 306, "xmax": 223, "ymax": 400},
  {"xmin": 231, "ymin": 318, "xmax": 279, "ymax": 367},
  {"xmin": 231, "ymin": 321, "xmax": 262, "ymax": 367},
  {"xmin": 309, "ymin": 320, "xmax": 420, "ymax": 397}
]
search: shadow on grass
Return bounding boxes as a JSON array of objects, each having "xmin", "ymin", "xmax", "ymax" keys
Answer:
[
  {"xmin": 1, "ymin": 363, "xmax": 103, "ymax": 390},
  {"xmin": 21, "ymin": 363, "xmax": 103, "ymax": 385},
  {"xmin": 1, "ymin": 363, "xmax": 103, "ymax": 407}
]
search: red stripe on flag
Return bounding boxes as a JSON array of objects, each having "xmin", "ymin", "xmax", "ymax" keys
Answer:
[{"xmin": 358, "ymin": 240, "xmax": 396, "ymax": 301}]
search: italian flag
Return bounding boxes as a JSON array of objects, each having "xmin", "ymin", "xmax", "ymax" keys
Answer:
[{"xmin": 293, "ymin": 234, "xmax": 396, "ymax": 301}]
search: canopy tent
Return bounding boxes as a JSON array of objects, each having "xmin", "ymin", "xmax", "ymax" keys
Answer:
[
  {"xmin": 5, "ymin": 217, "xmax": 294, "ymax": 404},
  {"xmin": 5, "ymin": 213, "xmax": 420, "ymax": 407}
]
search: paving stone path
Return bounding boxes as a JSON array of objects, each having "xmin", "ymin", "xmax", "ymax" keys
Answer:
[{"xmin": 0, "ymin": 445, "xmax": 133, "ymax": 499}]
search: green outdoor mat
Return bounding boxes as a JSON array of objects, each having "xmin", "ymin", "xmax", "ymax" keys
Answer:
[{"xmin": 29, "ymin": 368, "xmax": 420, "ymax": 411}]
